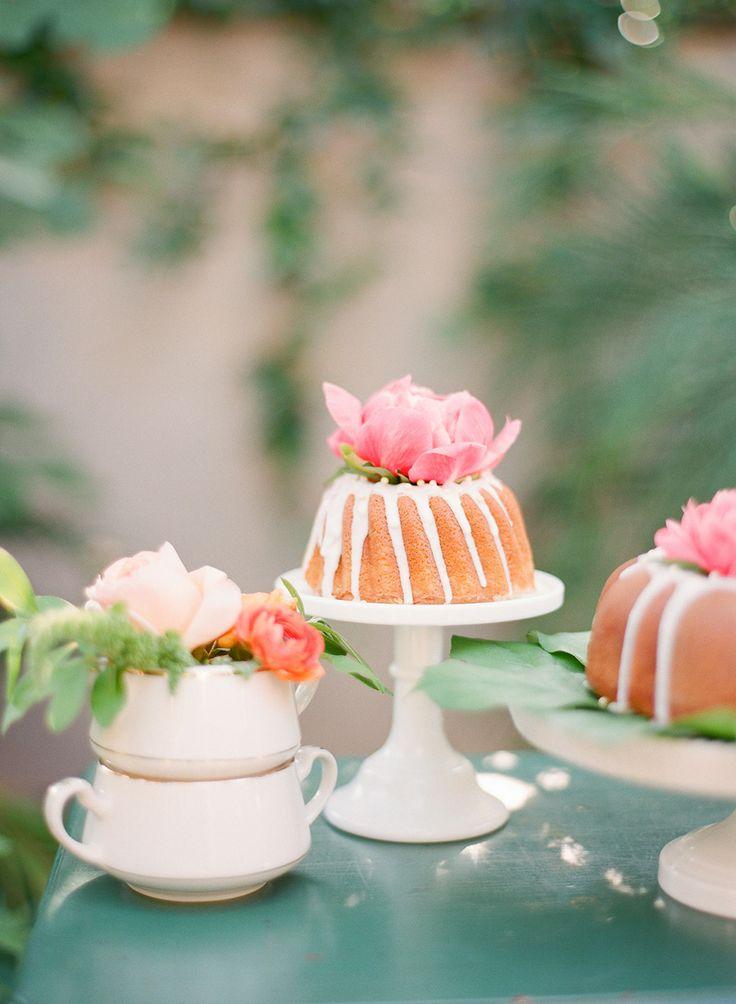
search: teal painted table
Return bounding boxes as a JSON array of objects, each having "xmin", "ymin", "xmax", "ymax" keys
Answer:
[{"xmin": 14, "ymin": 753, "xmax": 736, "ymax": 1003}]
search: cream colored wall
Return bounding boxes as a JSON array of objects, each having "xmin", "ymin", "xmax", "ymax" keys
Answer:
[{"xmin": 0, "ymin": 25, "xmax": 562, "ymax": 794}]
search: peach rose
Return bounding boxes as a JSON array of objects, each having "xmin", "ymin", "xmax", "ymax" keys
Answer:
[
  {"xmin": 217, "ymin": 589, "xmax": 297, "ymax": 649},
  {"xmin": 234, "ymin": 596, "xmax": 325, "ymax": 682},
  {"xmin": 85, "ymin": 542, "xmax": 242, "ymax": 651}
]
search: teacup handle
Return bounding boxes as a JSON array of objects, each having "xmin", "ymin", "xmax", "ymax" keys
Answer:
[
  {"xmin": 294, "ymin": 679, "xmax": 319, "ymax": 715},
  {"xmin": 44, "ymin": 777, "xmax": 109, "ymax": 868},
  {"xmin": 295, "ymin": 746, "xmax": 338, "ymax": 825}
]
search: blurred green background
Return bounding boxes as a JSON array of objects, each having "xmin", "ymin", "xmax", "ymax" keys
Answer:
[{"xmin": 1, "ymin": 0, "xmax": 735, "ymax": 987}]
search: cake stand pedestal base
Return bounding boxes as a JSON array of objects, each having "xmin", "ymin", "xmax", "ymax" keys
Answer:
[
  {"xmin": 659, "ymin": 812, "xmax": 736, "ymax": 920},
  {"xmin": 512, "ymin": 709, "xmax": 736, "ymax": 919},
  {"xmin": 279, "ymin": 569, "xmax": 564, "ymax": 844},
  {"xmin": 324, "ymin": 625, "xmax": 508, "ymax": 843}
]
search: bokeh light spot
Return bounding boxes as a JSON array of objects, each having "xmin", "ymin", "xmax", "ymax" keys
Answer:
[
  {"xmin": 618, "ymin": 12, "xmax": 660, "ymax": 46},
  {"xmin": 622, "ymin": 0, "xmax": 661, "ymax": 18}
]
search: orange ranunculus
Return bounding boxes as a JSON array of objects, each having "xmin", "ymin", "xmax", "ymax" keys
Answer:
[
  {"xmin": 217, "ymin": 590, "xmax": 296, "ymax": 649},
  {"xmin": 235, "ymin": 600, "xmax": 325, "ymax": 683}
]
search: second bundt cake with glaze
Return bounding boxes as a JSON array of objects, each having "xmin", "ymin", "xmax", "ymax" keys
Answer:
[{"xmin": 586, "ymin": 490, "xmax": 736, "ymax": 723}]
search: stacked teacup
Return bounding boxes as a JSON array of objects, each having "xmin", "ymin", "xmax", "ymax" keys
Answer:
[{"xmin": 45, "ymin": 668, "xmax": 337, "ymax": 902}]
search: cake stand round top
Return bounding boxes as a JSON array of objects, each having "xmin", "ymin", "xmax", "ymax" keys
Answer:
[
  {"xmin": 512, "ymin": 708, "xmax": 736, "ymax": 801},
  {"xmin": 277, "ymin": 569, "xmax": 564, "ymax": 626}
]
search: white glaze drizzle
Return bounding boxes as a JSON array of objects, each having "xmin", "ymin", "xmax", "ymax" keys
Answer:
[
  {"xmin": 654, "ymin": 572, "xmax": 736, "ymax": 723},
  {"xmin": 349, "ymin": 492, "xmax": 370, "ymax": 601},
  {"xmin": 613, "ymin": 554, "xmax": 736, "ymax": 724},
  {"xmin": 483, "ymin": 483, "xmax": 512, "ymax": 527},
  {"xmin": 304, "ymin": 472, "xmax": 515, "ymax": 602},
  {"xmin": 470, "ymin": 489, "xmax": 512, "ymax": 591},
  {"xmin": 443, "ymin": 493, "xmax": 487, "ymax": 589},
  {"xmin": 616, "ymin": 564, "xmax": 672, "ymax": 711},
  {"xmin": 383, "ymin": 493, "xmax": 413, "ymax": 603},
  {"xmin": 413, "ymin": 493, "xmax": 453, "ymax": 602}
]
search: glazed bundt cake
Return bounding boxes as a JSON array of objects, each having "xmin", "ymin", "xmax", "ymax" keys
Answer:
[
  {"xmin": 587, "ymin": 490, "xmax": 736, "ymax": 723},
  {"xmin": 302, "ymin": 377, "xmax": 535, "ymax": 604}
]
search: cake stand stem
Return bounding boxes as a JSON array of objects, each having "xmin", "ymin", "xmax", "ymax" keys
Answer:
[{"xmin": 323, "ymin": 624, "xmax": 509, "ymax": 843}]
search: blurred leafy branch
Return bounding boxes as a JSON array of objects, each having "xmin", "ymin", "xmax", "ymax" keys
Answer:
[
  {"xmin": 0, "ymin": 403, "xmax": 88, "ymax": 544},
  {"xmin": 0, "ymin": 0, "xmax": 735, "ymax": 601},
  {"xmin": 0, "ymin": 790, "xmax": 56, "ymax": 998}
]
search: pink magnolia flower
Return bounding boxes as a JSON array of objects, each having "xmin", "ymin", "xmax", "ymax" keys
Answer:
[
  {"xmin": 85, "ymin": 542, "xmax": 242, "ymax": 651},
  {"xmin": 654, "ymin": 490, "xmax": 736, "ymax": 577},
  {"xmin": 323, "ymin": 376, "xmax": 520, "ymax": 484},
  {"xmin": 235, "ymin": 598, "xmax": 325, "ymax": 683}
]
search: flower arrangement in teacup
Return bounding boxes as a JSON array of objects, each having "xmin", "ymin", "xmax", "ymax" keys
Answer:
[{"xmin": 0, "ymin": 543, "xmax": 385, "ymax": 743}]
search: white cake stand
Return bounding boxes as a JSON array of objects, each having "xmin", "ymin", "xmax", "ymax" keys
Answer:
[
  {"xmin": 279, "ymin": 569, "xmax": 564, "ymax": 843},
  {"xmin": 513, "ymin": 709, "xmax": 736, "ymax": 919}
]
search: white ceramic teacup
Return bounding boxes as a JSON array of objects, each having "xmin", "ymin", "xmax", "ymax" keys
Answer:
[
  {"xmin": 89, "ymin": 667, "xmax": 319, "ymax": 780},
  {"xmin": 44, "ymin": 746, "xmax": 337, "ymax": 903}
]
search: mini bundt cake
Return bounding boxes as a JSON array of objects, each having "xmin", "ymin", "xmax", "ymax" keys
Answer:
[
  {"xmin": 587, "ymin": 490, "xmax": 736, "ymax": 723},
  {"xmin": 302, "ymin": 376, "xmax": 535, "ymax": 604}
]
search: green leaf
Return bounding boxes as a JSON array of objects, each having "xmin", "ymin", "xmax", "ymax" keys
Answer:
[
  {"xmin": 0, "ymin": 618, "xmax": 26, "ymax": 662},
  {"xmin": 3, "ymin": 626, "xmax": 27, "ymax": 703},
  {"xmin": 661, "ymin": 708, "xmax": 736, "ymax": 742},
  {"xmin": 35, "ymin": 595, "xmax": 74, "ymax": 613},
  {"xmin": 340, "ymin": 444, "xmax": 404, "ymax": 484},
  {"xmin": 322, "ymin": 652, "xmax": 390, "ymax": 694},
  {"xmin": 449, "ymin": 635, "xmax": 583, "ymax": 674},
  {"xmin": 0, "ymin": 906, "xmax": 29, "ymax": 959},
  {"xmin": 420, "ymin": 650, "xmax": 597, "ymax": 713},
  {"xmin": 2, "ymin": 669, "xmax": 47, "ymax": 732},
  {"xmin": 90, "ymin": 667, "xmax": 126, "ymax": 727},
  {"xmin": 543, "ymin": 707, "xmax": 654, "ymax": 744},
  {"xmin": 166, "ymin": 664, "xmax": 183, "ymax": 694},
  {"xmin": 0, "ymin": 549, "xmax": 36, "ymax": 616},
  {"xmin": 312, "ymin": 618, "xmax": 371, "ymax": 669},
  {"xmin": 230, "ymin": 660, "xmax": 258, "ymax": 679},
  {"xmin": 528, "ymin": 630, "xmax": 590, "ymax": 667},
  {"xmin": 45, "ymin": 658, "xmax": 89, "ymax": 732},
  {"xmin": 280, "ymin": 577, "xmax": 305, "ymax": 616},
  {"xmin": 51, "ymin": 0, "xmax": 176, "ymax": 51}
]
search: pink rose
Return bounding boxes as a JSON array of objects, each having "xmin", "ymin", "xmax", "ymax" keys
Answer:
[
  {"xmin": 654, "ymin": 489, "xmax": 736, "ymax": 577},
  {"xmin": 324, "ymin": 376, "xmax": 520, "ymax": 485},
  {"xmin": 235, "ymin": 599, "xmax": 325, "ymax": 683},
  {"xmin": 85, "ymin": 542, "xmax": 242, "ymax": 651}
]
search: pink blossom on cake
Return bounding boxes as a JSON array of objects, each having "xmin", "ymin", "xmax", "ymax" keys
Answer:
[
  {"xmin": 323, "ymin": 376, "xmax": 520, "ymax": 484},
  {"xmin": 654, "ymin": 489, "xmax": 736, "ymax": 577},
  {"xmin": 85, "ymin": 542, "xmax": 242, "ymax": 650}
]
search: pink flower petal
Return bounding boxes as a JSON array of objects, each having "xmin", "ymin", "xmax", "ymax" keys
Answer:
[
  {"xmin": 408, "ymin": 442, "xmax": 487, "ymax": 484},
  {"xmin": 183, "ymin": 566, "xmax": 243, "ymax": 649},
  {"xmin": 323, "ymin": 382, "xmax": 362, "ymax": 439},
  {"xmin": 654, "ymin": 489, "xmax": 736, "ymax": 576},
  {"xmin": 444, "ymin": 392, "xmax": 495, "ymax": 446},
  {"xmin": 355, "ymin": 407, "xmax": 434, "ymax": 475},
  {"xmin": 484, "ymin": 418, "xmax": 522, "ymax": 469},
  {"xmin": 327, "ymin": 428, "xmax": 351, "ymax": 459}
]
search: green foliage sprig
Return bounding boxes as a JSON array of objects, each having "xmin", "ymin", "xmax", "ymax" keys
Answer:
[
  {"xmin": 279, "ymin": 576, "xmax": 389, "ymax": 693},
  {"xmin": 337, "ymin": 445, "xmax": 410, "ymax": 485},
  {"xmin": 420, "ymin": 628, "xmax": 736, "ymax": 743},
  {"xmin": 10, "ymin": 605, "xmax": 192, "ymax": 731},
  {"xmin": 0, "ymin": 548, "xmax": 190, "ymax": 732}
]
